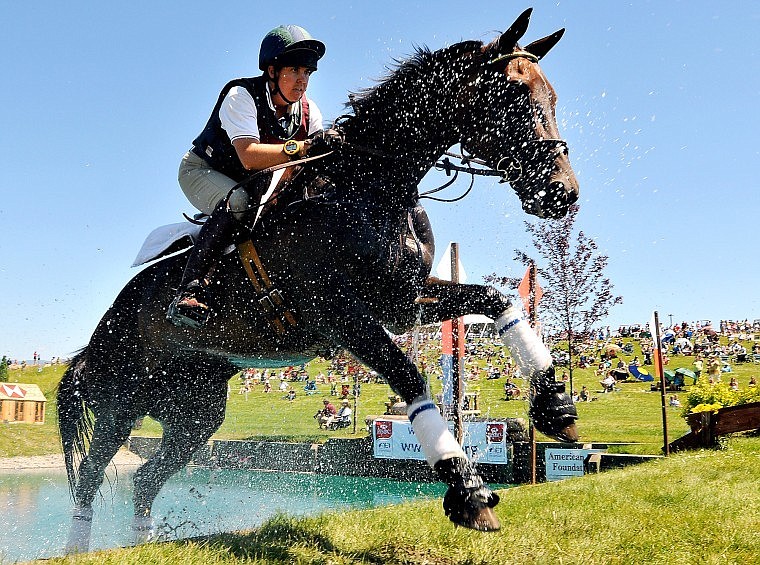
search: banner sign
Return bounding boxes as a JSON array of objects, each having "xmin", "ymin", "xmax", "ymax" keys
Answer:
[
  {"xmin": 372, "ymin": 419, "xmax": 511, "ymax": 464},
  {"xmin": 545, "ymin": 448, "xmax": 605, "ymax": 481}
]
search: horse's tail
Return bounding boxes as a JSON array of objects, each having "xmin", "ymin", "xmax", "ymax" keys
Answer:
[{"xmin": 57, "ymin": 348, "xmax": 94, "ymax": 500}]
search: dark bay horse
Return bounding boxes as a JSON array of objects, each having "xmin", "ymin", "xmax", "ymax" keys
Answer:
[{"xmin": 59, "ymin": 8, "xmax": 580, "ymax": 551}]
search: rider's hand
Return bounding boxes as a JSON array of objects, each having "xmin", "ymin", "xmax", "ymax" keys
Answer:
[{"xmin": 306, "ymin": 128, "xmax": 345, "ymax": 156}]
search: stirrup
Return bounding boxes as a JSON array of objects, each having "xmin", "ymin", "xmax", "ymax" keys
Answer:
[{"xmin": 166, "ymin": 285, "xmax": 210, "ymax": 328}]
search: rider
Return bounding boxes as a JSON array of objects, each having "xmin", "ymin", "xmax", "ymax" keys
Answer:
[{"xmin": 167, "ymin": 25, "xmax": 329, "ymax": 328}]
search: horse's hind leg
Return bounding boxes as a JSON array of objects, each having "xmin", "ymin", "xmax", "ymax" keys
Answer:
[
  {"xmin": 130, "ymin": 373, "xmax": 227, "ymax": 543},
  {"xmin": 66, "ymin": 416, "xmax": 134, "ymax": 553}
]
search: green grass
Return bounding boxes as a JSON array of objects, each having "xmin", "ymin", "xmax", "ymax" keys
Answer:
[
  {"xmin": 38, "ymin": 435, "xmax": 760, "ymax": 564},
  {"xmin": 1, "ymin": 336, "xmax": 757, "ymax": 456}
]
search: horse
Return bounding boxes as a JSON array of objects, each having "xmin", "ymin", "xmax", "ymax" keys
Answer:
[{"xmin": 58, "ymin": 8, "xmax": 580, "ymax": 552}]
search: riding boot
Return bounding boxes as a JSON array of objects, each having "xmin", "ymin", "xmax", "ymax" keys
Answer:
[
  {"xmin": 167, "ymin": 202, "xmax": 238, "ymax": 328},
  {"xmin": 434, "ymin": 456, "xmax": 501, "ymax": 531}
]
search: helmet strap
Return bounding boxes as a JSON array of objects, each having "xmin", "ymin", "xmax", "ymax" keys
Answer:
[{"xmin": 269, "ymin": 68, "xmax": 298, "ymax": 106}]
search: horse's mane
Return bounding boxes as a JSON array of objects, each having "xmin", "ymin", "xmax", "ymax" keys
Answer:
[{"xmin": 345, "ymin": 40, "xmax": 484, "ymax": 117}]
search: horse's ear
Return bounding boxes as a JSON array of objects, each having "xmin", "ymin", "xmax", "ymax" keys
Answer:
[
  {"xmin": 495, "ymin": 8, "xmax": 533, "ymax": 54},
  {"xmin": 524, "ymin": 29, "xmax": 565, "ymax": 60}
]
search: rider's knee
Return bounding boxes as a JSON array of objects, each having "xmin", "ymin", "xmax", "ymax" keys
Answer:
[{"xmin": 227, "ymin": 190, "xmax": 254, "ymax": 219}]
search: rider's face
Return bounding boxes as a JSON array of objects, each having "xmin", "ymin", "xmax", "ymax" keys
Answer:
[{"xmin": 268, "ymin": 65, "xmax": 313, "ymax": 105}]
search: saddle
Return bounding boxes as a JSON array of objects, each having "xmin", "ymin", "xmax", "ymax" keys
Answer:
[{"xmin": 134, "ymin": 168, "xmax": 322, "ymax": 334}]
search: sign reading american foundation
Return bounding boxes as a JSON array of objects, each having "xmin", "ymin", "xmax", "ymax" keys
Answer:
[{"xmin": 372, "ymin": 418, "xmax": 510, "ymax": 464}]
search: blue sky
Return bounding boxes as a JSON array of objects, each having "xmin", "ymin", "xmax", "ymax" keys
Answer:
[{"xmin": 1, "ymin": 1, "xmax": 758, "ymax": 359}]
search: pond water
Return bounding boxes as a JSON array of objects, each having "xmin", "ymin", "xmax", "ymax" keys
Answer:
[{"xmin": 0, "ymin": 466, "xmax": 449, "ymax": 563}]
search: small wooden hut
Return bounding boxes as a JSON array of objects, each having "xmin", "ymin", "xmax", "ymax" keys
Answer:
[{"xmin": 0, "ymin": 383, "xmax": 47, "ymax": 424}]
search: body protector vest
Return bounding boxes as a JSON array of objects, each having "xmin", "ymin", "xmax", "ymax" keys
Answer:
[{"xmin": 192, "ymin": 75, "xmax": 310, "ymax": 183}]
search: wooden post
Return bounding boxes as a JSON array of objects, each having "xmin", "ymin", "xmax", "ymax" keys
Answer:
[
  {"xmin": 654, "ymin": 311, "xmax": 670, "ymax": 455},
  {"xmin": 450, "ymin": 243, "xmax": 464, "ymax": 445},
  {"xmin": 528, "ymin": 260, "xmax": 537, "ymax": 484},
  {"xmin": 352, "ymin": 372, "xmax": 358, "ymax": 434}
]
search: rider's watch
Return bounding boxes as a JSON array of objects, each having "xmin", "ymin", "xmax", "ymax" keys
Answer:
[{"xmin": 283, "ymin": 140, "xmax": 301, "ymax": 159}]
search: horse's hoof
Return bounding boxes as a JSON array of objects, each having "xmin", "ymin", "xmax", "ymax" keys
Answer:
[
  {"xmin": 442, "ymin": 484, "xmax": 501, "ymax": 531},
  {"xmin": 557, "ymin": 422, "xmax": 580, "ymax": 443},
  {"xmin": 529, "ymin": 381, "xmax": 579, "ymax": 442}
]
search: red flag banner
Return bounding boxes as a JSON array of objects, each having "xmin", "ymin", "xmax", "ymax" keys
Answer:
[{"xmin": 517, "ymin": 267, "xmax": 543, "ymax": 315}]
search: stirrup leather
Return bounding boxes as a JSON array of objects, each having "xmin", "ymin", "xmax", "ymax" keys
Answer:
[{"xmin": 238, "ymin": 240, "xmax": 298, "ymax": 334}]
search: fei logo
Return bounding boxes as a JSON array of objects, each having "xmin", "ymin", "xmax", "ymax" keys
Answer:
[
  {"xmin": 486, "ymin": 423, "xmax": 505, "ymax": 443},
  {"xmin": 374, "ymin": 420, "xmax": 393, "ymax": 439}
]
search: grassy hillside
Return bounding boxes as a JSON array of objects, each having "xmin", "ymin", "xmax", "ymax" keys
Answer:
[{"xmin": 3, "ymin": 336, "xmax": 759, "ymax": 456}]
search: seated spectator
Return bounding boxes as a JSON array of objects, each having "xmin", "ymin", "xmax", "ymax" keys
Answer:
[
  {"xmin": 600, "ymin": 372, "xmax": 616, "ymax": 393},
  {"xmin": 385, "ymin": 395, "xmax": 407, "ymax": 415},
  {"xmin": 314, "ymin": 399, "xmax": 337, "ymax": 428},
  {"xmin": 669, "ymin": 394, "xmax": 681, "ymax": 408},
  {"xmin": 729, "ymin": 376, "xmax": 739, "ymax": 391},
  {"xmin": 332, "ymin": 399, "xmax": 352, "ymax": 428},
  {"xmin": 580, "ymin": 386, "xmax": 590, "ymax": 402},
  {"xmin": 749, "ymin": 376, "xmax": 757, "ymax": 387},
  {"xmin": 503, "ymin": 378, "xmax": 521, "ymax": 400},
  {"xmin": 304, "ymin": 380, "xmax": 318, "ymax": 395},
  {"xmin": 285, "ymin": 389, "xmax": 296, "ymax": 401}
]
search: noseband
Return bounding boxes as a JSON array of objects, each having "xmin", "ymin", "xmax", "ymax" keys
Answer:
[{"xmin": 494, "ymin": 138, "xmax": 568, "ymax": 183}]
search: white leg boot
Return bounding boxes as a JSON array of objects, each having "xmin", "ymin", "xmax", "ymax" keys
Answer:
[
  {"xmin": 65, "ymin": 505, "xmax": 93, "ymax": 554},
  {"xmin": 495, "ymin": 306, "xmax": 578, "ymax": 441},
  {"xmin": 132, "ymin": 514, "xmax": 156, "ymax": 545},
  {"xmin": 407, "ymin": 397, "xmax": 500, "ymax": 530}
]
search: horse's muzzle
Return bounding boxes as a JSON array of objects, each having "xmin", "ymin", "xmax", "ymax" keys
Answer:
[{"xmin": 520, "ymin": 179, "xmax": 578, "ymax": 219}]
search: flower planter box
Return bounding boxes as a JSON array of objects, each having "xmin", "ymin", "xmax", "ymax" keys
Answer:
[{"xmin": 670, "ymin": 401, "xmax": 760, "ymax": 452}]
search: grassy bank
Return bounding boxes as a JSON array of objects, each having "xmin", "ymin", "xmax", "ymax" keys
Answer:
[{"xmin": 40, "ymin": 435, "xmax": 760, "ymax": 564}]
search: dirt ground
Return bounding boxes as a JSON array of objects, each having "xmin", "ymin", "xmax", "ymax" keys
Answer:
[{"xmin": 0, "ymin": 447, "xmax": 144, "ymax": 471}]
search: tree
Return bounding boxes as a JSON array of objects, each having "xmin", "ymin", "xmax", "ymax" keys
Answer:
[
  {"xmin": 0, "ymin": 356, "xmax": 8, "ymax": 383},
  {"xmin": 487, "ymin": 205, "xmax": 622, "ymax": 393}
]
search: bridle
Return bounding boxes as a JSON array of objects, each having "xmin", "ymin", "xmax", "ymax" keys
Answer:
[
  {"xmin": 491, "ymin": 138, "xmax": 569, "ymax": 184},
  {"xmin": 459, "ymin": 49, "xmax": 569, "ymax": 186}
]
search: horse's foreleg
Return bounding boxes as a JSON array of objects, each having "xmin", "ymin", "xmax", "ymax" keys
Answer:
[
  {"xmin": 419, "ymin": 281, "xmax": 578, "ymax": 441},
  {"xmin": 302, "ymin": 276, "xmax": 499, "ymax": 530},
  {"xmin": 66, "ymin": 417, "xmax": 134, "ymax": 554}
]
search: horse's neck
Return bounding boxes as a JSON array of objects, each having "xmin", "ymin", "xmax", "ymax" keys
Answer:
[{"xmin": 346, "ymin": 77, "xmax": 463, "ymax": 184}]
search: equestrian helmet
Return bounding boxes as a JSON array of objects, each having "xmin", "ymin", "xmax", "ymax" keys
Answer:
[{"xmin": 259, "ymin": 25, "xmax": 325, "ymax": 72}]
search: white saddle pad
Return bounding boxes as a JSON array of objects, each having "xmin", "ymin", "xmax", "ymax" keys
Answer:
[
  {"xmin": 133, "ymin": 170, "xmax": 285, "ymax": 267},
  {"xmin": 131, "ymin": 221, "xmax": 202, "ymax": 267}
]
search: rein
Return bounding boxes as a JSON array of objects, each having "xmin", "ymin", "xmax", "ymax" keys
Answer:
[{"xmin": 336, "ymin": 139, "xmax": 506, "ymax": 203}]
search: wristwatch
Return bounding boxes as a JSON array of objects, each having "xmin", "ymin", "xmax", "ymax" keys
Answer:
[{"xmin": 283, "ymin": 139, "xmax": 301, "ymax": 159}]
